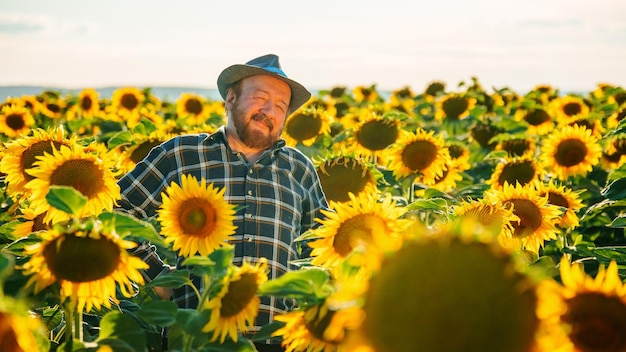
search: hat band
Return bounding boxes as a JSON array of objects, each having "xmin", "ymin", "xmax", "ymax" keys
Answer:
[{"xmin": 259, "ymin": 66, "xmax": 287, "ymax": 78}]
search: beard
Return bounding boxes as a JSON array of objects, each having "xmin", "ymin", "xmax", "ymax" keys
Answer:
[{"xmin": 231, "ymin": 100, "xmax": 283, "ymax": 150}]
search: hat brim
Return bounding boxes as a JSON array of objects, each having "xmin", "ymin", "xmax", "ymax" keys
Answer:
[{"xmin": 217, "ymin": 64, "xmax": 311, "ymax": 113}]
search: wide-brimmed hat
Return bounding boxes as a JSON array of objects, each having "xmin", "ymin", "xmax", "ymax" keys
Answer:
[{"xmin": 217, "ymin": 54, "xmax": 311, "ymax": 113}]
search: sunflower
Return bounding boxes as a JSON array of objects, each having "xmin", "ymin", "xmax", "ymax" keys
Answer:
[
  {"xmin": 273, "ymin": 299, "xmax": 364, "ymax": 352},
  {"xmin": 0, "ymin": 128, "xmax": 75, "ymax": 197},
  {"xmin": 157, "ymin": 174, "xmax": 237, "ymax": 257},
  {"xmin": 416, "ymin": 159, "xmax": 463, "ymax": 195},
  {"xmin": 495, "ymin": 137, "xmax": 536, "ymax": 159},
  {"xmin": 513, "ymin": 107, "xmax": 555, "ymax": 135},
  {"xmin": 386, "ymin": 129, "xmax": 450, "ymax": 184},
  {"xmin": 308, "ymin": 192, "xmax": 411, "ymax": 269},
  {"xmin": 315, "ymin": 154, "xmax": 378, "ymax": 203},
  {"xmin": 434, "ymin": 93, "xmax": 477, "ymax": 121},
  {"xmin": 112, "ymin": 131, "xmax": 174, "ymax": 174},
  {"xmin": 423, "ymin": 81, "xmax": 446, "ymax": 102},
  {"xmin": 535, "ymin": 181, "xmax": 584, "ymax": 229},
  {"xmin": 24, "ymin": 144, "xmax": 120, "ymax": 224},
  {"xmin": 175, "ymin": 92, "xmax": 211, "ymax": 125},
  {"xmin": 386, "ymin": 86, "xmax": 416, "ymax": 115},
  {"xmin": 74, "ymin": 88, "xmax": 101, "ymax": 118},
  {"xmin": 527, "ymin": 84, "xmax": 558, "ymax": 105},
  {"xmin": 483, "ymin": 182, "xmax": 562, "ymax": 254},
  {"xmin": 347, "ymin": 223, "xmax": 540, "ymax": 352},
  {"xmin": 567, "ymin": 117, "xmax": 604, "ymax": 138},
  {"xmin": 0, "ymin": 104, "xmax": 35, "ymax": 138},
  {"xmin": 38, "ymin": 98, "xmax": 66, "ymax": 120},
  {"xmin": 549, "ymin": 95, "xmax": 590, "ymax": 126},
  {"xmin": 540, "ymin": 125, "xmax": 602, "ymax": 181},
  {"xmin": 605, "ymin": 104, "xmax": 626, "ymax": 129},
  {"xmin": 0, "ymin": 298, "xmax": 48, "ymax": 352},
  {"xmin": 469, "ymin": 121, "xmax": 504, "ymax": 149},
  {"xmin": 452, "ymin": 199, "xmax": 519, "ymax": 240},
  {"xmin": 350, "ymin": 112, "xmax": 401, "ymax": 159},
  {"xmin": 12, "ymin": 206, "xmax": 51, "ymax": 239},
  {"xmin": 283, "ymin": 107, "xmax": 332, "ymax": 147},
  {"xmin": 20, "ymin": 222, "xmax": 148, "ymax": 312},
  {"xmin": 445, "ymin": 141, "xmax": 471, "ymax": 171},
  {"xmin": 487, "ymin": 157, "xmax": 542, "ymax": 190},
  {"xmin": 110, "ymin": 87, "xmax": 145, "ymax": 118},
  {"xmin": 535, "ymin": 256, "xmax": 626, "ymax": 352},
  {"xmin": 202, "ymin": 258, "xmax": 268, "ymax": 343},
  {"xmin": 352, "ymin": 85, "xmax": 380, "ymax": 104}
]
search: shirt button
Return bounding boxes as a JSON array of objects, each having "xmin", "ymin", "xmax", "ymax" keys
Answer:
[
  {"xmin": 249, "ymin": 169, "xmax": 253, "ymax": 174},
  {"xmin": 245, "ymin": 213, "xmax": 252, "ymax": 219},
  {"xmin": 247, "ymin": 190, "xmax": 252, "ymax": 196}
]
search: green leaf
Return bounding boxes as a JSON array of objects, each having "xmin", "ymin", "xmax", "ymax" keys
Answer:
[
  {"xmin": 601, "ymin": 178, "xmax": 626, "ymax": 200},
  {"xmin": 3, "ymin": 235, "xmax": 41, "ymax": 256},
  {"xmin": 252, "ymin": 321, "xmax": 286, "ymax": 341},
  {"xmin": 258, "ymin": 267, "xmax": 330, "ymax": 300},
  {"xmin": 609, "ymin": 214, "xmax": 626, "ymax": 228},
  {"xmin": 145, "ymin": 269, "xmax": 190, "ymax": 289},
  {"xmin": 46, "ymin": 185, "xmax": 87, "ymax": 215},
  {"xmin": 106, "ymin": 130, "xmax": 134, "ymax": 150},
  {"xmin": 98, "ymin": 211, "xmax": 165, "ymax": 246},
  {"xmin": 136, "ymin": 300, "xmax": 178, "ymax": 326},
  {"xmin": 406, "ymin": 197, "xmax": 448, "ymax": 212},
  {"xmin": 175, "ymin": 309, "xmax": 211, "ymax": 336},
  {"xmin": 98, "ymin": 311, "xmax": 147, "ymax": 352}
]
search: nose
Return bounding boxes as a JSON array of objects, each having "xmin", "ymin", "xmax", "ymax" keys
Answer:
[{"xmin": 259, "ymin": 98, "xmax": 287, "ymax": 119}]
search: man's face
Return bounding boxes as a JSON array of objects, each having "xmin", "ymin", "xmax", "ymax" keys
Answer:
[{"xmin": 228, "ymin": 75, "xmax": 291, "ymax": 150}]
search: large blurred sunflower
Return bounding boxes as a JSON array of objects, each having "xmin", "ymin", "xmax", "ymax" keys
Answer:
[
  {"xmin": 0, "ymin": 104, "xmax": 35, "ymax": 138},
  {"xmin": 20, "ymin": 222, "xmax": 148, "ymax": 312},
  {"xmin": 484, "ymin": 182, "xmax": 562, "ymax": 254},
  {"xmin": 0, "ymin": 128, "xmax": 74, "ymax": 197},
  {"xmin": 157, "ymin": 174, "xmax": 237, "ymax": 257},
  {"xmin": 24, "ymin": 144, "xmax": 120, "ymax": 224},
  {"xmin": 535, "ymin": 256, "xmax": 626, "ymax": 352},
  {"xmin": 346, "ymin": 222, "xmax": 540, "ymax": 352},
  {"xmin": 202, "ymin": 258, "xmax": 268, "ymax": 343},
  {"xmin": 386, "ymin": 129, "xmax": 450, "ymax": 184},
  {"xmin": 540, "ymin": 125, "xmax": 602, "ymax": 181},
  {"xmin": 308, "ymin": 192, "xmax": 411, "ymax": 269},
  {"xmin": 315, "ymin": 154, "xmax": 378, "ymax": 203},
  {"xmin": 283, "ymin": 108, "xmax": 332, "ymax": 147},
  {"xmin": 0, "ymin": 297, "xmax": 49, "ymax": 352}
]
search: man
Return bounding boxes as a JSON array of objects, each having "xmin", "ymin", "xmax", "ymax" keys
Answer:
[{"xmin": 116, "ymin": 54, "xmax": 329, "ymax": 352}]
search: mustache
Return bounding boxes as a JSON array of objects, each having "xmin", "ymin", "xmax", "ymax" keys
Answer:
[{"xmin": 252, "ymin": 113, "xmax": 274, "ymax": 130}]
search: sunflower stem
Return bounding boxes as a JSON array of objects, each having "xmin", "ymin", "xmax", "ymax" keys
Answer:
[{"xmin": 63, "ymin": 301, "xmax": 74, "ymax": 352}]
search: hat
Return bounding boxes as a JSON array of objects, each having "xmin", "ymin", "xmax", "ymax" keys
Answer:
[{"xmin": 217, "ymin": 54, "xmax": 311, "ymax": 113}]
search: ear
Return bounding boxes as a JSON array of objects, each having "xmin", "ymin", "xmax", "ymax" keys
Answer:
[{"xmin": 225, "ymin": 88, "xmax": 236, "ymax": 110}]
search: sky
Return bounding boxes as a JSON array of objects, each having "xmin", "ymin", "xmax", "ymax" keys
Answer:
[{"xmin": 1, "ymin": 0, "xmax": 626, "ymax": 95}]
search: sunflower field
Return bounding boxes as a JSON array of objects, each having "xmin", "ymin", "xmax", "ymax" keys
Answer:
[{"xmin": 1, "ymin": 79, "xmax": 626, "ymax": 352}]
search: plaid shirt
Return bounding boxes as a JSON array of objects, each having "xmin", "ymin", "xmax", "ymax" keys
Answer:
[{"xmin": 117, "ymin": 126, "xmax": 329, "ymax": 335}]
